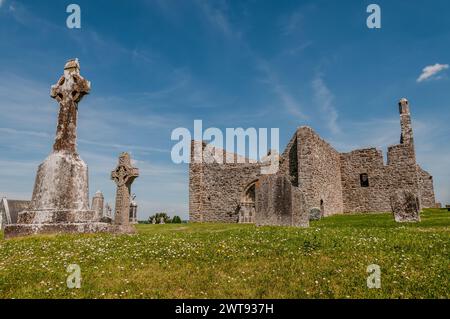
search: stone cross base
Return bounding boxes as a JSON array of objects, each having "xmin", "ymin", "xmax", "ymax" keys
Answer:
[
  {"xmin": 4, "ymin": 222, "xmax": 135, "ymax": 239},
  {"xmin": 16, "ymin": 209, "xmax": 98, "ymax": 224},
  {"xmin": 30, "ymin": 152, "xmax": 91, "ymax": 212}
]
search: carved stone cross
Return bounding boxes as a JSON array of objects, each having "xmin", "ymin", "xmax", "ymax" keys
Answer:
[
  {"xmin": 50, "ymin": 59, "xmax": 91, "ymax": 153},
  {"xmin": 111, "ymin": 152, "xmax": 139, "ymax": 225}
]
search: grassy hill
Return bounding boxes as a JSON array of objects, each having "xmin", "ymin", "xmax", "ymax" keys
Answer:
[{"xmin": 0, "ymin": 209, "xmax": 448, "ymax": 299}]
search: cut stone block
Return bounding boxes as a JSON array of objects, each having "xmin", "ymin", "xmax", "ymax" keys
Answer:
[{"xmin": 255, "ymin": 174, "xmax": 309, "ymax": 227}]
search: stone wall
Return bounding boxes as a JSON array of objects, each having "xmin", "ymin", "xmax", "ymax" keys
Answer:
[
  {"xmin": 417, "ymin": 166, "xmax": 435, "ymax": 208},
  {"xmin": 255, "ymin": 174, "xmax": 308, "ymax": 227},
  {"xmin": 386, "ymin": 144, "xmax": 418, "ymax": 192},
  {"xmin": 188, "ymin": 141, "xmax": 204, "ymax": 222},
  {"xmin": 279, "ymin": 132, "xmax": 299, "ymax": 186},
  {"xmin": 188, "ymin": 99, "xmax": 436, "ymax": 223},
  {"xmin": 340, "ymin": 143, "xmax": 422, "ymax": 213},
  {"xmin": 297, "ymin": 127, "xmax": 344, "ymax": 216},
  {"xmin": 340, "ymin": 148, "xmax": 391, "ymax": 212},
  {"xmin": 189, "ymin": 141, "xmax": 261, "ymax": 222}
]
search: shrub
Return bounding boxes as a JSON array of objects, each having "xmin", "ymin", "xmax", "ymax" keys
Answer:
[
  {"xmin": 171, "ymin": 216, "xmax": 182, "ymax": 223},
  {"xmin": 148, "ymin": 212, "xmax": 171, "ymax": 224}
]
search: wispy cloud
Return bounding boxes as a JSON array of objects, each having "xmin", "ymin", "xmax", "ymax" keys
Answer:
[
  {"xmin": 0, "ymin": 0, "xmax": 4, "ymax": 8},
  {"xmin": 329, "ymin": 118, "xmax": 399, "ymax": 152},
  {"xmin": 193, "ymin": 0, "xmax": 311, "ymax": 123},
  {"xmin": 257, "ymin": 59, "xmax": 307, "ymax": 120},
  {"xmin": 78, "ymin": 138, "xmax": 169, "ymax": 154},
  {"xmin": 0, "ymin": 127, "xmax": 51, "ymax": 138},
  {"xmin": 194, "ymin": 0, "xmax": 239, "ymax": 39},
  {"xmin": 417, "ymin": 63, "xmax": 449, "ymax": 82},
  {"xmin": 193, "ymin": 1, "xmax": 307, "ymax": 122},
  {"xmin": 312, "ymin": 74, "xmax": 340, "ymax": 134},
  {"xmin": 283, "ymin": 41, "xmax": 312, "ymax": 56},
  {"xmin": 0, "ymin": 73, "xmax": 55, "ymax": 126},
  {"xmin": 281, "ymin": 11, "xmax": 303, "ymax": 36}
]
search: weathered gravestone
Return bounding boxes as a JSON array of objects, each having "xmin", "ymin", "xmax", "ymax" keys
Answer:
[
  {"xmin": 111, "ymin": 152, "xmax": 139, "ymax": 232},
  {"xmin": 160, "ymin": 217, "xmax": 165, "ymax": 224},
  {"xmin": 152, "ymin": 218, "xmax": 156, "ymax": 225},
  {"xmin": 390, "ymin": 190, "xmax": 421, "ymax": 222},
  {"xmin": 309, "ymin": 207, "xmax": 322, "ymax": 221}
]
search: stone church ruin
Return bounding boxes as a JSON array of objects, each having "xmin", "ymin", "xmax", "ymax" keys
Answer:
[{"xmin": 189, "ymin": 98, "xmax": 436, "ymax": 225}]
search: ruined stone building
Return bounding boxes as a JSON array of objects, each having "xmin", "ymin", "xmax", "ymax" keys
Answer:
[
  {"xmin": 189, "ymin": 98, "xmax": 436, "ymax": 225},
  {"xmin": 0, "ymin": 198, "xmax": 31, "ymax": 230}
]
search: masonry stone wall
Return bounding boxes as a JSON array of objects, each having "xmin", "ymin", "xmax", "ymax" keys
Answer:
[
  {"xmin": 255, "ymin": 174, "xmax": 309, "ymax": 227},
  {"xmin": 189, "ymin": 141, "xmax": 261, "ymax": 222},
  {"xmin": 297, "ymin": 127, "xmax": 344, "ymax": 216},
  {"xmin": 417, "ymin": 166, "xmax": 435, "ymax": 208},
  {"xmin": 279, "ymin": 133, "xmax": 298, "ymax": 186},
  {"xmin": 189, "ymin": 162, "xmax": 204, "ymax": 222},
  {"xmin": 340, "ymin": 148, "xmax": 391, "ymax": 212},
  {"xmin": 340, "ymin": 144, "xmax": 423, "ymax": 213}
]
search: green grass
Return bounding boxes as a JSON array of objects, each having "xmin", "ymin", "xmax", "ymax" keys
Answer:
[{"xmin": 0, "ymin": 209, "xmax": 448, "ymax": 299}]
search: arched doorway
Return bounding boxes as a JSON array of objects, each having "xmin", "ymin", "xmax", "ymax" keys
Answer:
[{"xmin": 238, "ymin": 181, "xmax": 257, "ymax": 224}]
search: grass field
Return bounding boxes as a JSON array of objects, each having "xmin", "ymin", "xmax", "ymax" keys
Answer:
[{"xmin": 0, "ymin": 209, "xmax": 448, "ymax": 299}]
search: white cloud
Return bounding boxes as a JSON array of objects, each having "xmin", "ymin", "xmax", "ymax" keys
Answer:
[
  {"xmin": 417, "ymin": 63, "xmax": 449, "ymax": 82},
  {"xmin": 312, "ymin": 74, "xmax": 340, "ymax": 134},
  {"xmin": 0, "ymin": 0, "xmax": 4, "ymax": 8}
]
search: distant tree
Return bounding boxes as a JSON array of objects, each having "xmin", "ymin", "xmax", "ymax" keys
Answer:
[
  {"xmin": 148, "ymin": 212, "xmax": 171, "ymax": 224},
  {"xmin": 171, "ymin": 215, "xmax": 182, "ymax": 224}
]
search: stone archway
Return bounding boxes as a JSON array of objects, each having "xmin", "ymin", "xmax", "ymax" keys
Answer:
[{"xmin": 238, "ymin": 181, "xmax": 257, "ymax": 224}]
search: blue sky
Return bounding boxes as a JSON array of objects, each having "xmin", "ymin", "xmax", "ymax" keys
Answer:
[{"xmin": 0, "ymin": 0, "xmax": 449, "ymax": 220}]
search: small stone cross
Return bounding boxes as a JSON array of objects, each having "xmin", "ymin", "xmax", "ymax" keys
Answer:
[
  {"xmin": 111, "ymin": 152, "xmax": 139, "ymax": 225},
  {"xmin": 50, "ymin": 59, "xmax": 91, "ymax": 153}
]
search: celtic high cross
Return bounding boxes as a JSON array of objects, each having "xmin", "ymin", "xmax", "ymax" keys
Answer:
[
  {"xmin": 111, "ymin": 152, "xmax": 139, "ymax": 225},
  {"xmin": 50, "ymin": 59, "xmax": 91, "ymax": 153}
]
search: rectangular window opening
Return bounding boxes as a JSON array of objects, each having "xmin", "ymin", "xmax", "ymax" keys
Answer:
[{"xmin": 360, "ymin": 173, "xmax": 369, "ymax": 187}]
